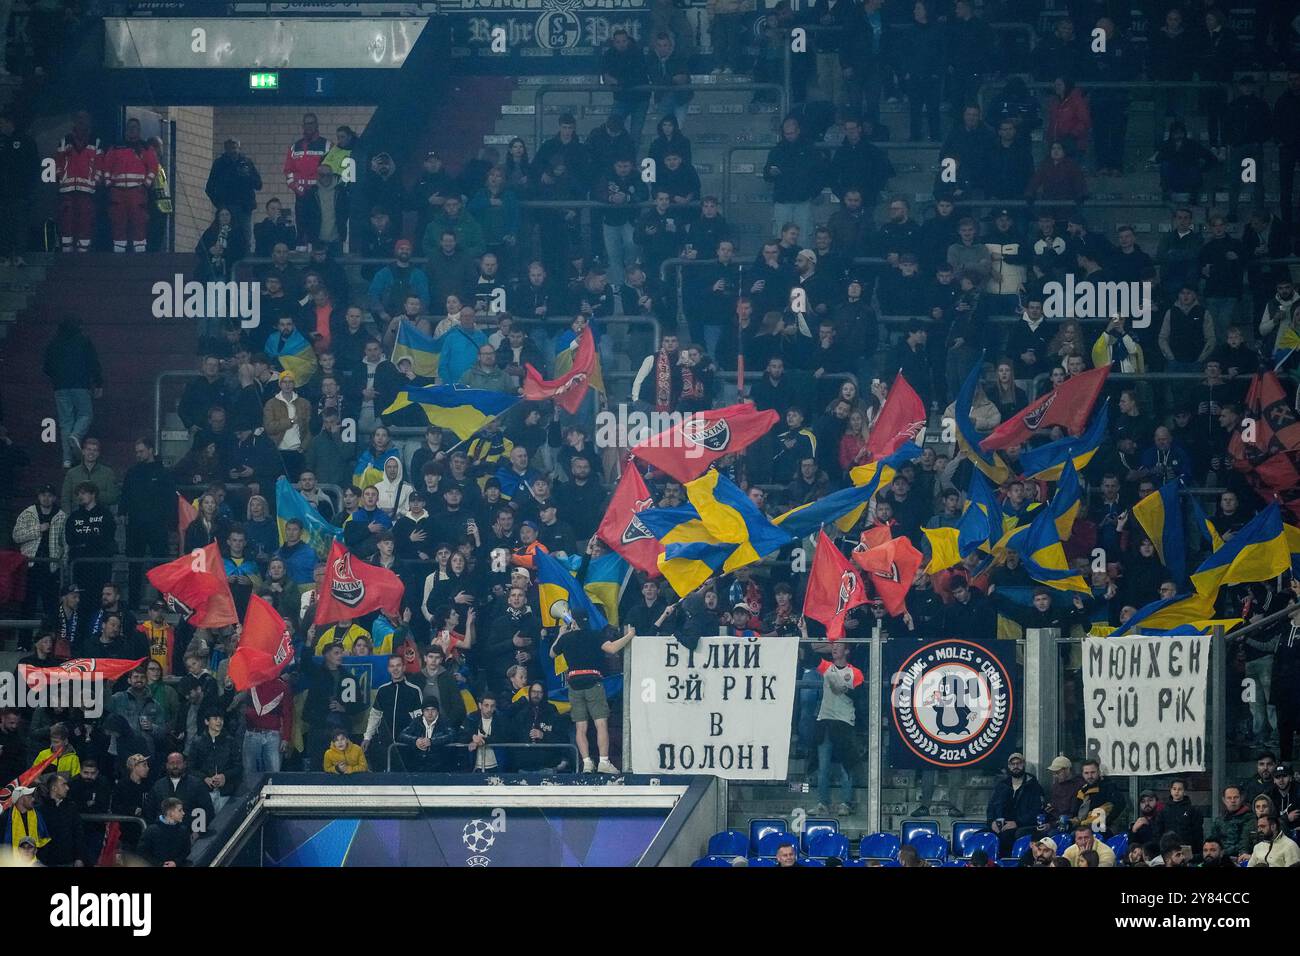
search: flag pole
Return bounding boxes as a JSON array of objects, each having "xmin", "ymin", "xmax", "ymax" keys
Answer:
[{"xmin": 439, "ymin": 403, "xmax": 518, "ymax": 458}]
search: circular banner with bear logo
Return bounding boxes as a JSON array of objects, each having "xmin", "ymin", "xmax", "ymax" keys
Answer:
[{"xmin": 886, "ymin": 638, "xmax": 1018, "ymax": 769}]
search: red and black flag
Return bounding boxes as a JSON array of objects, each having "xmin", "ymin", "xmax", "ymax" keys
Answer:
[
  {"xmin": 314, "ymin": 541, "xmax": 404, "ymax": 626},
  {"xmin": 804, "ymin": 530, "xmax": 867, "ymax": 640},
  {"xmin": 596, "ymin": 463, "xmax": 661, "ymax": 577},
  {"xmin": 1229, "ymin": 371, "xmax": 1300, "ymax": 519}
]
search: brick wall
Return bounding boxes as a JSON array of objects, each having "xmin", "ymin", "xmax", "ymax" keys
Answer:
[
  {"xmin": 165, "ymin": 106, "xmax": 215, "ymax": 253},
  {"xmin": 211, "ymin": 106, "xmax": 376, "ymax": 214}
]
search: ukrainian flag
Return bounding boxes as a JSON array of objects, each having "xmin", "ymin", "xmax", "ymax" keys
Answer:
[
  {"xmin": 1274, "ymin": 324, "xmax": 1300, "ymax": 369},
  {"xmin": 266, "ymin": 329, "xmax": 318, "ymax": 387},
  {"xmin": 1113, "ymin": 590, "xmax": 1222, "ymax": 636},
  {"xmin": 953, "ymin": 357, "xmax": 1011, "ymax": 484},
  {"xmin": 998, "ymin": 462, "xmax": 1090, "ymax": 593},
  {"xmin": 686, "ymin": 470, "xmax": 793, "ymax": 573},
  {"xmin": 922, "ymin": 470, "xmax": 1000, "ymax": 573},
  {"xmin": 1019, "ymin": 401, "xmax": 1109, "ymax": 481},
  {"xmin": 638, "ymin": 505, "xmax": 733, "ymax": 595},
  {"xmin": 390, "ymin": 320, "xmax": 441, "ymax": 379},
  {"xmin": 1189, "ymin": 495, "xmax": 1224, "ymax": 554},
  {"xmin": 536, "ymin": 550, "xmax": 609, "ymax": 630},
  {"xmin": 1132, "ymin": 479, "xmax": 1190, "ymax": 582},
  {"xmin": 353, "ymin": 446, "xmax": 401, "ymax": 490},
  {"xmin": 582, "ymin": 551, "xmax": 630, "ymax": 627},
  {"xmin": 1190, "ymin": 501, "xmax": 1290, "ymax": 596},
  {"xmin": 778, "ymin": 444, "xmax": 922, "ymax": 537},
  {"xmin": 275, "ymin": 476, "xmax": 342, "ymax": 559},
  {"xmin": 1286, "ymin": 522, "xmax": 1300, "ymax": 577},
  {"xmin": 382, "ymin": 384, "xmax": 518, "ymax": 440}
]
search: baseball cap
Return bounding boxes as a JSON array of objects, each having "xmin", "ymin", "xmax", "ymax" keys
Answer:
[
  {"xmin": 1273, "ymin": 764, "xmax": 1291, "ymax": 776},
  {"xmin": 60, "ymin": 584, "xmax": 80, "ymax": 597},
  {"xmin": 795, "ymin": 249, "xmax": 817, "ymax": 263},
  {"xmin": 126, "ymin": 754, "xmax": 150, "ymax": 770},
  {"xmin": 732, "ymin": 602, "xmax": 751, "ymax": 614},
  {"xmin": 520, "ymin": 519, "xmax": 539, "ymax": 532},
  {"xmin": 994, "ymin": 207, "xmax": 1013, "ymax": 220},
  {"xmin": 17, "ymin": 836, "xmax": 36, "ymax": 849},
  {"xmin": 1047, "ymin": 756, "xmax": 1072, "ymax": 773},
  {"xmin": 1008, "ymin": 752, "xmax": 1025, "ymax": 763},
  {"xmin": 9, "ymin": 785, "xmax": 35, "ymax": 800},
  {"xmin": 1139, "ymin": 788, "xmax": 1158, "ymax": 798},
  {"xmin": 1036, "ymin": 837, "xmax": 1056, "ymax": 849},
  {"xmin": 38, "ymin": 483, "xmax": 57, "ymax": 495}
]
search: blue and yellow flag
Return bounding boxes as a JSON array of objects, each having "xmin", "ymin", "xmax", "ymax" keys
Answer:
[
  {"xmin": 1190, "ymin": 501, "xmax": 1290, "ymax": 596},
  {"xmin": 953, "ymin": 357, "xmax": 1011, "ymax": 485},
  {"xmin": 353, "ymin": 446, "xmax": 401, "ymax": 490},
  {"xmin": 997, "ymin": 462, "xmax": 1090, "ymax": 593},
  {"xmin": 639, "ymin": 471, "xmax": 794, "ymax": 595},
  {"xmin": 1273, "ymin": 324, "xmax": 1300, "ymax": 370},
  {"xmin": 390, "ymin": 320, "xmax": 440, "ymax": 379},
  {"xmin": 1132, "ymin": 480, "xmax": 1190, "ymax": 582},
  {"xmin": 685, "ymin": 469, "xmax": 793, "ymax": 573},
  {"xmin": 582, "ymin": 551, "xmax": 630, "ymax": 628},
  {"xmin": 1113, "ymin": 590, "xmax": 1221, "ymax": 636},
  {"xmin": 777, "ymin": 444, "xmax": 923, "ymax": 537},
  {"xmin": 382, "ymin": 384, "xmax": 518, "ymax": 440},
  {"xmin": 1019, "ymin": 401, "xmax": 1109, "ymax": 481},
  {"xmin": 1189, "ymin": 495, "xmax": 1224, "ymax": 554},
  {"xmin": 275, "ymin": 476, "xmax": 342, "ymax": 559},
  {"xmin": 536, "ymin": 550, "xmax": 609, "ymax": 630},
  {"xmin": 1286, "ymin": 523, "xmax": 1300, "ymax": 577},
  {"xmin": 266, "ymin": 329, "xmax": 318, "ymax": 387},
  {"xmin": 922, "ymin": 470, "xmax": 1000, "ymax": 573}
]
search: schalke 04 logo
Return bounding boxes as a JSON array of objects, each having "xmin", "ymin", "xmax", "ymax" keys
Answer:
[{"xmin": 890, "ymin": 639, "xmax": 1013, "ymax": 768}]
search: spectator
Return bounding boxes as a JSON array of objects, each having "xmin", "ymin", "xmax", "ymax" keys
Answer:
[
  {"xmin": 763, "ymin": 117, "xmax": 824, "ymax": 241},
  {"xmin": 137, "ymin": 796, "xmax": 190, "ymax": 866},
  {"xmin": 1247, "ymin": 813, "xmax": 1300, "ymax": 867},
  {"xmin": 1061, "ymin": 824, "xmax": 1116, "ymax": 866},
  {"xmin": 44, "ymin": 318, "xmax": 103, "ymax": 470},
  {"xmin": 283, "ymin": 113, "xmax": 331, "ymax": 244},
  {"xmin": 205, "ymin": 138, "xmax": 263, "ymax": 239}
]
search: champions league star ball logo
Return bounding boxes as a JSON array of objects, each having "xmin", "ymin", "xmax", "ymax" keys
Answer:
[
  {"xmin": 463, "ymin": 819, "xmax": 496, "ymax": 866},
  {"xmin": 329, "ymin": 553, "xmax": 365, "ymax": 608},
  {"xmin": 891, "ymin": 640, "xmax": 1013, "ymax": 768}
]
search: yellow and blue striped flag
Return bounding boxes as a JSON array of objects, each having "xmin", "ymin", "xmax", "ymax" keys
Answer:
[
  {"xmin": 353, "ymin": 446, "xmax": 401, "ymax": 490},
  {"xmin": 536, "ymin": 550, "xmax": 608, "ymax": 630},
  {"xmin": 686, "ymin": 469, "xmax": 793, "ymax": 572},
  {"xmin": 582, "ymin": 551, "xmax": 631, "ymax": 628},
  {"xmin": 777, "ymin": 444, "xmax": 923, "ymax": 537},
  {"xmin": 1132, "ymin": 479, "xmax": 1192, "ymax": 582},
  {"xmin": 1019, "ymin": 400, "xmax": 1109, "ymax": 481},
  {"xmin": 382, "ymin": 384, "xmax": 518, "ymax": 440},
  {"xmin": 275, "ymin": 476, "xmax": 342, "ymax": 559},
  {"xmin": 997, "ymin": 461, "xmax": 1090, "ymax": 593},
  {"xmin": 1113, "ymin": 590, "xmax": 1222, "ymax": 636},
  {"xmin": 390, "ymin": 320, "xmax": 440, "ymax": 379},
  {"xmin": 953, "ymin": 356, "xmax": 1011, "ymax": 484},
  {"xmin": 266, "ymin": 329, "xmax": 318, "ymax": 387},
  {"xmin": 922, "ymin": 469, "xmax": 1000, "ymax": 573},
  {"xmin": 1190, "ymin": 501, "xmax": 1290, "ymax": 596}
]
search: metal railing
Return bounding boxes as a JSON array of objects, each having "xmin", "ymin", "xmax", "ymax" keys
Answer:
[
  {"xmin": 385, "ymin": 740, "xmax": 581, "ymax": 773},
  {"xmin": 532, "ymin": 82, "xmax": 787, "ymax": 153}
]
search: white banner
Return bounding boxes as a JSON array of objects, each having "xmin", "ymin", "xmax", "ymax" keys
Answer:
[
  {"xmin": 1083, "ymin": 634, "xmax": 1211, "ymax": 775},
  {"xmin": 629, "ymin": 636, "xmax": 799, "ymax": 780}
]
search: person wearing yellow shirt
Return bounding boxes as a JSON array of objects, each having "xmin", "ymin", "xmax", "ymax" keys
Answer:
[
  {"xmin": 322, "ymin": 730, "xmax": 368, "ymax": 774},
  {"xmin": 31, "ymin": 725, "xmax": 80, "ymax": 779},
  {"xmin": 1060, "ymin": 824, "xmax": 1116, "ymax": 867},
  {"xmin": 313, "ymin": 619, "xmax": 371, "ymax": 656}
]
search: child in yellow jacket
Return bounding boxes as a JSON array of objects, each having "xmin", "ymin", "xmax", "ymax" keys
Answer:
[{"xmin": 322, "ymin": 731, "xmax": 369, "ymax": 774}]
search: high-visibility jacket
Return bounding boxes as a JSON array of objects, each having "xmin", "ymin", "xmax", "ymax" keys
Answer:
[
  {"xmin": 54, "ymin": 135, "xmax": 102, "ymax": 194},
  {"xmin": 283, "ymin": 135, "xmax": 330, "ymax": 196},
  {"xmin": 102, "ymin": 141, "xmax": 159, "ymax": 190}
]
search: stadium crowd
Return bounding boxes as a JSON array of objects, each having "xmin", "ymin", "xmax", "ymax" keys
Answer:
[{"xmin": 4, "ymin": 0, "xmax": 1300, "ymax": 867}]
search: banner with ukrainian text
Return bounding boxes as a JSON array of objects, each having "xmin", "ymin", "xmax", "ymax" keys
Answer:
[{"xmin": 628, "ymin": 635, "xmax": 797, "ymax": 781}]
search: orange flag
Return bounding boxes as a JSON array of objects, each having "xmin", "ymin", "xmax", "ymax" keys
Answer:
[
  {"xmin": 228, "ymin": 593, "xmax": 295, "ymax": 692},
  {"xmin": 803, "ymin": 530, "xmax": 867, "ymax": 640},
  {"xmin": 852, "ymin": 528, "xmax": 924, "ymax": 617},
  {"xmin": 146, "ymin": 541, "xmax": 238, "ymax": 627}
]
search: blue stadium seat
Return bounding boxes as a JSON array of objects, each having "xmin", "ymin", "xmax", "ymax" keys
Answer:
[
  {"xmin": 801, "ymin": 818, "xmax": 839, "ymax": 853},
  {"xmin": 941, "ymin": 859, "xmax": 967, "ymax": 867},
  {"xmin": 901, "ymin": 819, "xmax": 940, "ymax": 845},
  {"xmin": 909, "ymin": 832, "xmax": 949, "ymax": 863},
  {"xmin": 996, "ymin": 858, "xmax": 1020, "ymax": 867},
  {"xmin": 807, "ymin": 831, "xmax": 851, "ymax": 861},
  {"xmin": 798, "ymin": 858, "xmax": 826, "ymax": 867},
  {"xmin": 859, "ymin": 832, "xmax": 901, "ymax": 861},
  {"xmin": 951, "ymin": 821, "xmax": 985, "ymax": 853},
  {"xmin": 754, "ymin": 831, "xmax": 800, "ymax": 858},
  {"xmin": 748, "ymin": 857, "xmax": 779, "ymax": 867},
  {"xmin": 1010, "ymin": 834, "xmax": 1033, "ymax": 860},
  {"xmin": 1053, "ymin": 831, "xmax": 1075, "ymax": 855},
  {"xmin": 879, "ymin": 859, "xmax": 903, "ymax": 867},
  {"xmin": 749, "ymin": 818, "xmax": 786, "ymax": 854},
  {"xmin": 1105, "ymin": 832, "xmax": 1129, "ymax": 860},
  {"xmin": 692, "ymin": 855, "xmax": 736, "ymax": 867},
  {"xmin": 959, "ymin": 830, "xmax": 1001, "ymax": 860},
  {"xmin": 708, "ymin": 829, "xmax": 750, "ymax": 858},
  {"xmin": 843, "ymin": 858, "xmax": 868, "ymax": 867}
]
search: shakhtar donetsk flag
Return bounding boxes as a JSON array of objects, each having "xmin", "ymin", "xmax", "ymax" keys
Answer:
[
  {"xmin": 228, "ymin": 594, "xmax": 295, "ymax": 691},
  {"xmin": 314, "ymin": 540, "xmax": 405, "ymax": 626},
  {"xmin": 630, "ymin": 402, "xmax": 779, "ymax": 483},
  {"xmin": 596, "ymin": 464, "xmax": 661, "ymax": 577},
  {"xmin": 803, "ymin": 530, "xmax": 867, "ymax": 640},
  {"xmin": 146, "ymin": 542, "xmax": 238, "ymax": 627},
  {"xmin": 522, "ymin": 326, "xmax": 598, "ymax": 414},
  {"xmin": 19, "ymin": 657, "xmax": 146, "ymax": 688}
]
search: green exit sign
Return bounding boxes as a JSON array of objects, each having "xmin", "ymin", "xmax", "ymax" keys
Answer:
[{"xmin": 249, "ymin": 72, "xmax": 279, "ymax": 90}]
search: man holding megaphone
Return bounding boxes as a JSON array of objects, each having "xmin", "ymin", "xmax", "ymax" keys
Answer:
[{"xmin": 550, "ymin": 613, "xmax": 636, "ymax": 774}]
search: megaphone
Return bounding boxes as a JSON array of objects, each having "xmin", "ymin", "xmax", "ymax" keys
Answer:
[{"xmin": 549, "ymin": 599, "xmax": 574, "ymax": 627}]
